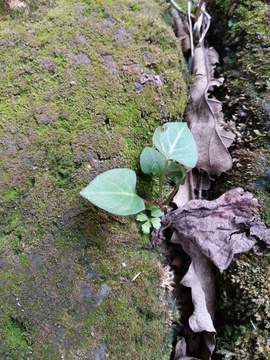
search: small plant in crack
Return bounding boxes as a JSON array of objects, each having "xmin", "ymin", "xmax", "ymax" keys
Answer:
[
  {"xmin": 80, "ymin": 122, "xmax": 198, "ymax": 222},
  {"xmin": 136, "ymin": 204, "xmax": 164, "ymax": 236}
]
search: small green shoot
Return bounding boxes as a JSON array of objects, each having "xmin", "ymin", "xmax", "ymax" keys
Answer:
[
  {"xmin": 80, "ymin": 122, "xmax": 198, "ymax": 215},
  {"xmin": 136, "ymin": 205, "xmax": 164, "ymax": 235}
]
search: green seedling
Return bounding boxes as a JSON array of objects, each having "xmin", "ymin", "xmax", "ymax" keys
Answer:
[
  {"xmin": 136, "ymin": 205, "xmax": 164, "ymax": 235},
  {"xmin": 80, "ymin": 122, "xmax": 198, "ymax": 216}
]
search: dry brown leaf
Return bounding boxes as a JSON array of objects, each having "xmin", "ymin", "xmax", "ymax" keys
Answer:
[
  {"xmin": 152, "ymin": 188, "xmax": 269, "ymax": 270},
  {"xmin": 176, "ymin": 242, "xmax": 216, "ymax": 332},
  {"xmin": 173, "ymin": 169, "xmax": 211, "ymax": 208},
  {"xmin": 185, "ymin": 44, "xmax": 235, "ymax": 176},
  {"xmin": 171, "ymin": 8, "xmax": 191, "ymax": 53},
  {"xmin": 173, "ymin": 336, "xmax": 187, "ymax": 359},
  {"xmin": 171, "ymin": 232, "xmax": 216, "ymax": 359},
  {"xmin": 152, "ymin": 188, "xmax": 270, "ymax": 358},
  {"xmin": 173, "ymin": 176, "xmax": 193, "ymax": 207}
]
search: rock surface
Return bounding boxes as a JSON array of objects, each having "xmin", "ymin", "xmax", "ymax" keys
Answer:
[{"xmin": 0, "ymin": 0, "xmax": 187, "ymax": 358}]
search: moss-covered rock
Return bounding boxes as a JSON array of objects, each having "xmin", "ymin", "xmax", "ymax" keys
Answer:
[
  {"xmin": 215, "ymin": 255, "xmax": 270, "ymax": 359},
  {"xmin": 209, "ymin": 0, "xmax": 270, "ymax": 218},
  {"xmin": 0, "ymin": 0, "xmax": 187, "ymax": 358}
]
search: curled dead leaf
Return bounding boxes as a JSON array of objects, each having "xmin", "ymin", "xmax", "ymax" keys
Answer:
[
  {"xmin": 171, "ymin": 8, "xmax": 191, "ymax": 53},
  {"xmin": 185, "ymin": 44, "xmax": 235, "ymax": 176},
  {"xmin": 171, "ymin": 232, "xmax": 216, "ymax": 359},
  {"xmin": 152, "ymin": 188, "xmax": 269, "ymax": 270}
]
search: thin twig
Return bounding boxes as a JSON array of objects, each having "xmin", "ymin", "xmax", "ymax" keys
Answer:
[
  {"xmin": 131, "ymin": 272, "xmax": 141, "ymax": 282},
  {"xmin": 188, "ymin": 1, "xmax": 194, "ymax": 61},
  {"xmin": 198, "ymin": 169, "xmax": 203, "ymax": 199},
  {"xmin": 170, "ymin": 0, "xmax": 195, "ymax": 18},
  {"xmin": 250, "ymin": 318, "xmax": 257, "ymax": 332},
  {"xmin": 199, "ymin": 5, "xmax": 211, "ymax": 43},
  {"xmin": 195, "ymin": 0, "xmax": 204, "ymax": 22},
  {"xmin": 193, "ymin": 8, "xmax": 203, "ymax": 41},
  {"xmin": 189, "ymin": 170, "xmax": 195, "ymax": 199}
]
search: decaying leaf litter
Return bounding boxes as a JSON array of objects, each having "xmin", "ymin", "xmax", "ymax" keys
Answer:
[{"xmin": 152, "ymin": 1, "xmax": 270, "ymax": 359}]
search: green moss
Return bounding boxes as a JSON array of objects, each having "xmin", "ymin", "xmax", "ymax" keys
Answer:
[
  {"xmin": 0, "ymin": 0, "xmax": 186, "ymax": 357},
  {"xmin": 0, "ymin": 268, "xmax": 33, "ymax": 359},
  {"xmin": 2, "ymin": 318, "xmax": 31, "ymax": 359},
  {"xmin": 209, "ymin": 0, "xmax": 270, "ymax": 146},
  {"xmin": 209, "ymin": 0, "xmax": 270, "ymax": 207},
  {"xmin": 215, "ymin": 254, "xmax": 270, "ymax": 359},
  {"xmin": 2, "ymin": 188, "xmax": 18, "ymax": 200}
]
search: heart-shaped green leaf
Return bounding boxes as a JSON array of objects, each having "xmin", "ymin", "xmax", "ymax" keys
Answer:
[
  {"xmin": 80, "ymin": 168, "xmax": 145, "ymax": 215},
  {"xmin": 153, "ymin": 122, "xmax": 198, "ymax": 167},
  {"xmin": 140, "ymin": 147, "xmax": 165, "ymax": 177},
  {"xmin": 166, "ymin": 161, "xmax": 186, "ymax": 185}
]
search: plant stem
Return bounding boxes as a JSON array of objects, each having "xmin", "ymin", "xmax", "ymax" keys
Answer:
[
  {"xmin": 141, "ymin": 199, "xmax": 159, "ymax": 206},
  {"xmin": 159, "ymin": 159, "xmax": 169, "ymax": 200},
  {"xmin": 163, "ymin": 184, "xmax": 180, "ymax": 206}
]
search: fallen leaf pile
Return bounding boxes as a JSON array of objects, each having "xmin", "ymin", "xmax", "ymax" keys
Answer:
[
  {"xmin": 152, "ymin": 188, "xmax": 269, "ymax": 359},
  {"xmin": 158, "ymin": 2, "xmax": 270, "ymax": 358}
]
